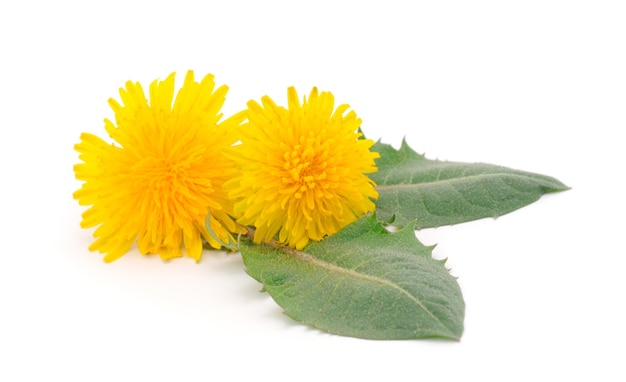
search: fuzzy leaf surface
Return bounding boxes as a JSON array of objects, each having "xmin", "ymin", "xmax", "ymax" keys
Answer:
[
  {"xmin": 371, "ymin": 140, "xmax": 569, "ymax": 228},
  {"xmin": 240, "ymin": 215, "xmax": 464, "ymax": 340}
]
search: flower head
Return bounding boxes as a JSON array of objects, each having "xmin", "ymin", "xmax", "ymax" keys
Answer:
[
  {"xmin": 74, "ymin": 71, "xmax": 244, "ymax": 262},
  {"xmin": 225, "ymin": 87, "xmax": 379, "ymax": 249}
]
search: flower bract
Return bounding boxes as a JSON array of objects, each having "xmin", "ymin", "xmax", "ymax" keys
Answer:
[
  {"xmin": 74, "ymin": 71, "xmax": 244, "ymax": 262},
  {"xmin": 225, "ymin": 87, "xmax": 379, "ymax": 249}
]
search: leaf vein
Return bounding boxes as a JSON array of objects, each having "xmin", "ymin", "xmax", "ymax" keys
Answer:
[
  {"xmin": 288, "ymin": 248, "xmax": 444, "ymax": 326},
  {"xmin": 376, "ymin": 172, "xmax": 536, "ymax": 192}
]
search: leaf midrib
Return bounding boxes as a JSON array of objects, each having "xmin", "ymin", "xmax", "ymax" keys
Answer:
[
  {"xmin": 375, "ymin": 171, "xmax": 548, "ymax": 192},
  {"xmin": 282, "ymin": 245, "xmax": 447, "ymax": 331}
]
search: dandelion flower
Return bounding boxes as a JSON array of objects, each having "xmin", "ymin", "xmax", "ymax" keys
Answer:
[
  {"xmin": 225, "ymin": 87, "xmax": 379, "ymax": 249},
  {"xmin": 74, "ymin": 71, "xmax": 244, "ymax": 262}
]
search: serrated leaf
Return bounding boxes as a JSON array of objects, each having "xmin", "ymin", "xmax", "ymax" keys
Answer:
[
  {"xmin": 371, "ymin": 140, "xmax": 569, "ymax": 228},
  {"xmin": 240, "ymin": 215, "xmax": 464, "ymax": 340}
]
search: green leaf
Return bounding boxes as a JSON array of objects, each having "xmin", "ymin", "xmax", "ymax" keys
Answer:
[
  {"xmin": 371, "ymin": 140, "xmax": 569, "ymax": 228},
  {"xmin": 240, "ymin": 215, "xmax": 464, "ymax": 340}
]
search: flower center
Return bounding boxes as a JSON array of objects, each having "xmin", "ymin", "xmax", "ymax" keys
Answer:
[
  {"xmin": 132, "ymin": 156, "xmax": 193, "ymax": 198},
  {"xmin": 282, "ymin": 134, "xmax": 329, "ymax": 199}
]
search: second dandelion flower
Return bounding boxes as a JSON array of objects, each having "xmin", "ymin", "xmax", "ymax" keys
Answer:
[{"xmin": 224, "ymin": 87, "xmax": 380, "ymax": 249}]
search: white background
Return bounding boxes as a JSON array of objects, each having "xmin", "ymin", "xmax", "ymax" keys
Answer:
[{"xmin": 1, "ymin": 1, "xmax": 625, "ymax": 381}]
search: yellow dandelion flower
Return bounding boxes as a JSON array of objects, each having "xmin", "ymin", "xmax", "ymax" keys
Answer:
[
  {"xmin": 74, "ymin": 71, "xmax": 245, "ymax": 262},
  {"xmin": 225, "ymin": 87, "xmax": 379, "ymax": 249}
]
